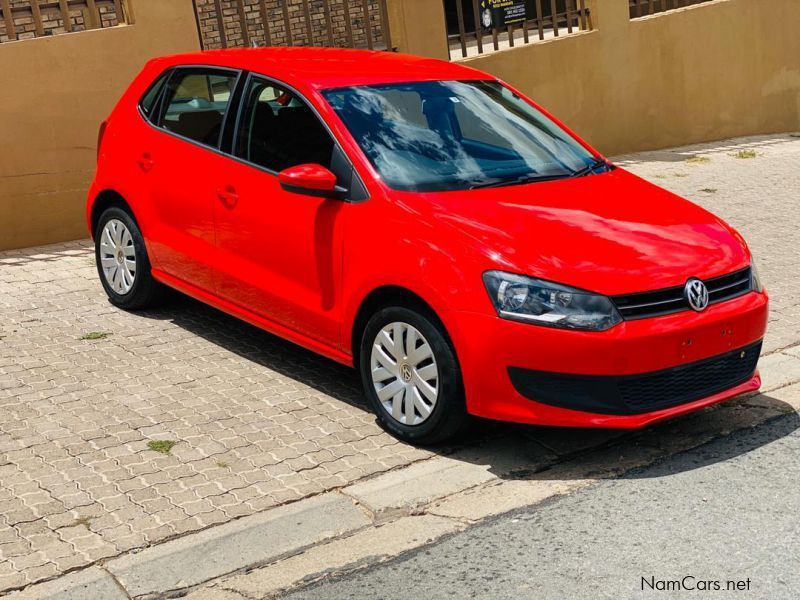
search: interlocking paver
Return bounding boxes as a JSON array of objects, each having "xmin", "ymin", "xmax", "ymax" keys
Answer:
[{"xmin": 0, "ymin": 133, "xmax": 798, "ymax": 593}]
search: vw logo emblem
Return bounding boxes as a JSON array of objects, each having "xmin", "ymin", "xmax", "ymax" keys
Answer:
[
  {"xmin": 684, "ymin": 278, "xmax": 709, "ymax": 312},
  {"xmin": 400, "ymin": 364, "xmax": 413, "ymax": 382}
]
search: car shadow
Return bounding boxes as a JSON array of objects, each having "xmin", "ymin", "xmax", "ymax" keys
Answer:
[
  {"xmin": 134, "ymin": 291, "xmax": 368, "ymax": 407},
  {"xmin": 621, "ymin": 406, "xmax": 800, "ymax": 480},
  {"xmin": 133, "ymin": 292, "xmax": 799, "ymax": 482},
  {"xmin": 449, "ymin": 396, "xmax": 800, "ymax": 482}
]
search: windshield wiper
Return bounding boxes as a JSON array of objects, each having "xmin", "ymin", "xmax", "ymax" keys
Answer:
[
  {"xmin": 571, "ymin": 157, "xmax": 609, "ymax": 178},
  {"xmin": 469, "ymin": 173, "xmax": 569, "ymax": 190}
]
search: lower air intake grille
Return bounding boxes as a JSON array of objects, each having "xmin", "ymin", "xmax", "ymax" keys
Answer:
[{"xmin": 508, "ymin": 341, "xmax": 761, "ymax": 415}]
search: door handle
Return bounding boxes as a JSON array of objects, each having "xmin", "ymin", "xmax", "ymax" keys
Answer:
[
  {"xmin": 217, "ymin": 185, "xmax": 239, "ymax": 208},
  {"xmin": 137, "ymin": 152, "xmax": 154, "ymax": 172}
]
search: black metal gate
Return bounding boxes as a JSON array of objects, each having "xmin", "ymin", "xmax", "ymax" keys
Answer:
[{"xmin": 194, "ymin": 0, "xmax": 392, "ymax": 51}]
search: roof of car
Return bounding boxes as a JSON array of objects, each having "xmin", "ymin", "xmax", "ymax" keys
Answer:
[{"xmin": 152, "ymin": 47, "xmax": 491, "ymax": 89}]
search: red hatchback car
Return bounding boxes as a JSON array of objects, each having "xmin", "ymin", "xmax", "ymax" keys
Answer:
[{"xmin": 88, "ymin": 48, "xmax": 768, "ymax": 444}]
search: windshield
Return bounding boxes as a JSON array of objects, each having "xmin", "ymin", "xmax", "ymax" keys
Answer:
[{"xmin": 323, "ymin": 80, "xmax": 601, "ymax": 192}]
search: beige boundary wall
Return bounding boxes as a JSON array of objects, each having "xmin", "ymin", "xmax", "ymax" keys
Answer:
[
  {"xmin": 0, "ymin": 0, "xmax": 200, "ymax": 251},
  {"xmin": 1, "ymin": 0, "xmax": 798, "ymax": 250},
  {"xmin": 397, "ymin": 0, "xmax": 800, "ymax": 157}
]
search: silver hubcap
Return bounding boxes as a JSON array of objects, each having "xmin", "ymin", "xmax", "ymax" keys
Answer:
[
  {"xmin": 370, "ymin": 322, "xmax": 439, "ymax": 426},
  {"xmin": 99, "ymin": 219, "xmax": 136, "ymax": 295}
]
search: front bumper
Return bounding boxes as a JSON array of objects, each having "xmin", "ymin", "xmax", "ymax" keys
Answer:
[{"xmin": 450, "ymin": 290, "xmax": 769, "ymax": 428}]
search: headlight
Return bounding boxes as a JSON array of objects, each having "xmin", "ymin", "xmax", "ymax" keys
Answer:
[
  {"xmin": 483, "ymin": 271, "xmax": 622, "ymax": 331},
  {"xmin": 750, "ymin": 259, "xmax": 763, "ymax": 293}
]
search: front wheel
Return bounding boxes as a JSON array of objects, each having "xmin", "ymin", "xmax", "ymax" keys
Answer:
[{"xmin": 359, "ymin": 306, "xmax": 468, "ymax": 445}]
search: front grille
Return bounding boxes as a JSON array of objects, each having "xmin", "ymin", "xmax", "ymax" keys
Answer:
[
  {"xmin": 611, "ymin": 267, "xmax": 752, "ymax": 320},
  {"xmin": 508, "ymin": 341, "xmax": 762, "ymax": 415}
]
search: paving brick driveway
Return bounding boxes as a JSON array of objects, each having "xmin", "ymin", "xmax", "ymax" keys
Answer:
[{"xmin": 1, "ymin": 133, "xmax": 798, "ymax": 593}]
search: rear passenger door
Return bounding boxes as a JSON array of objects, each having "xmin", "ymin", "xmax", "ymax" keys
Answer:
[{"xmin": 145, "ymin": 67, "xmax": 240, "ymax": 293}]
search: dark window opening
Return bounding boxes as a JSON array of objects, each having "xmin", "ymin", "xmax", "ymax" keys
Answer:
[
  {"xmin": 235, "ymin": 77, "xmax": 335, "ymax": 173},
  {"xmin": 159, "ymin": 70, "xmax": 238, "ymax": 148}
]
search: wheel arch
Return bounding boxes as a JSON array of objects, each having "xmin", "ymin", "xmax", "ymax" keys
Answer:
[
  {"xmin": 89, "ymin": 190, "xmax": 134, "ymax": 239},
  {"xmin": 350, "ymin": 285, "xmax": 457, "ymax": 365}
]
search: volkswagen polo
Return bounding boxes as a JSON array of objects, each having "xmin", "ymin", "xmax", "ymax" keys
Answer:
[{"xmin": 88, "ymin": 48, "xmax": 768, "ymax": 444}]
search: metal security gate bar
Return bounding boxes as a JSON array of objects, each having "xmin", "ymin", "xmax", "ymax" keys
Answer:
[
  {"xmin": 446, "ymin": 0, "xmax": 591, "ymax": 59},
  {"xmin": 629, "ymin": 0, "xmax": 714, "ymax": 19},
  {"xmin": 194, "ymin": 0, "xmax": 392, "ymax": 52}
]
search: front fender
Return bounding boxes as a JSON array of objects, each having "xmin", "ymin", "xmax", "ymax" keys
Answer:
[{"xmin": 341, "ymin": 224, "xmax": 486, "ymax": 362}]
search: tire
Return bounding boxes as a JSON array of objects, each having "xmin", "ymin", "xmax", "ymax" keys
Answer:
[
  {"xmin": 94, "ymin": 206, "xmax": 166, "ymax": 310},
  {"xmin": 359, "ymin": 305, "xmax": 468, "ymax": 445}
]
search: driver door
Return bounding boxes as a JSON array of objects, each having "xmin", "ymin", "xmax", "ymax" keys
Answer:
[{"xmin": 211, "ymin": 76, "xmax": 350, "ymax": 347}]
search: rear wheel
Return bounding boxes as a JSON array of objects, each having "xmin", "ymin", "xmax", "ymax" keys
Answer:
[
  {"xmin": 94, "ymin": 206, "xmax": 166, "ymax": 310},
  {"xmin": 359, "ymin": 306, "xmax": 468, "ymax": 445}
]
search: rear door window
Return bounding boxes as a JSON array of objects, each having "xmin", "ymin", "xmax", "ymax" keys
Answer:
[{"xmin": 159, "ymin": 69, "xmax": 239, "ymax": 149}]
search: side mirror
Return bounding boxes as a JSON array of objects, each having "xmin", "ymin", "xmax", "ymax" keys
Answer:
[{"xmin": 278, "ymin": 164, "xmax": 345, "ymax": 199}]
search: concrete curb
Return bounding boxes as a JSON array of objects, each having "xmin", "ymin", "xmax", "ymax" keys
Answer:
[
  {"xmin": 759, "ymin": 350, "xmax": 800, "ymax": 391},
  {"xmin": 9, "ymin": 567, "xmax": 126, "ymax": 600},
  {"xmin": 103, "ymin": 492, "xmax": 370, "ymax": 598},
  {"xmin": 341, "ymin": 456, "xmax": 497, "ymax": 517},
  {"xmin": 199, "ymin": 514, "xmax": 466, "ymax": 599}
]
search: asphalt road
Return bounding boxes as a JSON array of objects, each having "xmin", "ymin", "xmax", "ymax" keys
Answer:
[{"xmin": 287, "ymin": 413, "xmax": 800, "ymax": 599}]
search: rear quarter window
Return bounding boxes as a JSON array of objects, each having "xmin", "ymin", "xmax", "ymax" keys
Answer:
[{"xmin": 139, "ymin": 70, "xmax": 171, "ymax": 122}]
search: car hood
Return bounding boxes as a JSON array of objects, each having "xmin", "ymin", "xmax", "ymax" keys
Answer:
[{"xmin": 406, "ymin": 168, "xmax": 749, "ymax": 296}]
